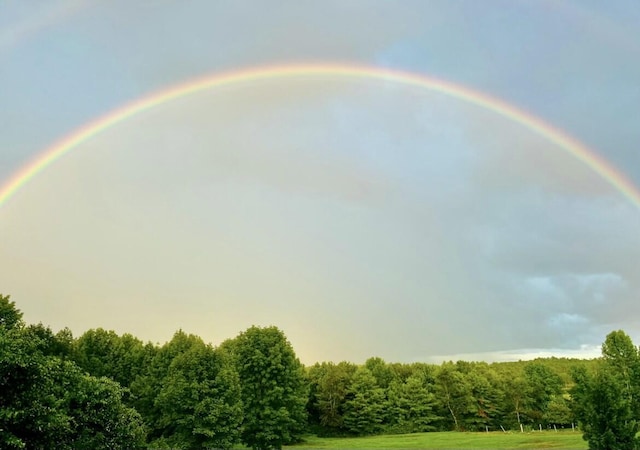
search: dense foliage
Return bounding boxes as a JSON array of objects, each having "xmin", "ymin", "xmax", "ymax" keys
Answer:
[
  {"xmin": 225, "ymin": 326, "xmax": 308, "ymax": 449},
  {"xmin": 0, "ymin": 294, "xmax": 146, "ymax": 449},
  {"xmin": 571, "ymin": 331, "xmax": 640, "ymax": 450},
  {"xmin": 2, "ymin": 293, "xmax": 637, "ymax": 449}
]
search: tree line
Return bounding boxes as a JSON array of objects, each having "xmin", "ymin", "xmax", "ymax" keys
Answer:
[{"xmin": 1, "ymin": 293, "xmax": 638, "ymax": 449}]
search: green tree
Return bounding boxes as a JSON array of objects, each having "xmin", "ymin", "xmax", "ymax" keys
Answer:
[
  {"xmin": 388, "ymin": 362, "xmax": 417, "ymax": 382},
  {"xmin": 0, "ymin": 325, "xmax": 67, "ymax": 449},
  {"xmin": 464, "ymin": 364, "xmax": 505, "ymax": 430},
  {"xmin": 62, "ymin": 371, "xmax": 147, "ymax": 449},
  {"xmin": 364, "ymin": 357, "xmax": 396, "ymax": 389},
  {"xmin": 74, "ymin": 328, "xmax": 120, "ymax": 377},
  {"xmin": 0, "ymin": 318, "xmax": 145, "ymax": 449},
  {"xmin": 522, "ymin": 362, "xmax": 564, "ymax": 424},
  {"xmin": 501, "ymin": 369, "xmax": 528, "ymax": 428},
  {"xmin": 129, "ymin": 330, "xmax": 201, "ymax": 441},
  {"xmin": 434, "ymin": 362, "xmax": 476, "ymax": 431},
  {"xmin": 74, "ymin": 328, "xmax": 147, "ymax": 388},
  {"xmin": 229, "ymin": 326, "xmax": 308, "ymax": 449},
  {"xmin": 154, "ymin": 340, "xmax": 243, "ymax": 449},
  {"xmin": 572, "ymin": 365, "xmax": 639, "ymax": 450},
  {"xmin": 22, "ymin": 323, "xmax": 75, "ymax": 359},
  {"xmin": 305, "ymin": 363, "xmax": 326, "ymax": 430},
  {"xmin": 385, "ymin": 373, "xmax": 438, "ymax": 433},
  {"xmin": 0, "ymin": 293, "xmax": 23, "ymax": 329},
  {"xmin": 342, "ymin": 367, "xmax": 385, "ymax": 435},
  {"xmin": 308, "ymin": 361, "xmax": 356, "ymax": 433},
  {"xmin": 544, "ymin": 395, "xmax": 573, "ymax": 426},
  {"xmin": 601, "ymin": 330, "xmax": 640, "ymax": 416}
]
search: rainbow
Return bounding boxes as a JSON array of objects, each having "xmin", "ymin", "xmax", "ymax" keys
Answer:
[{"xmin": 1, "ymin": 62, "xmax": 639, "ymax": 210}]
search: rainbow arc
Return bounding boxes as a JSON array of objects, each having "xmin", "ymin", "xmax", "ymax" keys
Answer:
[{"xmin": 1, "ymin": 63, "xmax": 639, "ymax": 210}]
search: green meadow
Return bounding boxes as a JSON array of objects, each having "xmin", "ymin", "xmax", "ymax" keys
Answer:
[{"xmin": 286, "ymin": 431, "xmax": 587, "ymax": 449}]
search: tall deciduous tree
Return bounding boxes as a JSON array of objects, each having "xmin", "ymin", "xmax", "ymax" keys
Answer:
[
  {"xmin": 601, "ymin": 330, "xmax": 640, "ymax": 416},
  {"xmin": 154, "ymin": 340, "xmax": 243, "ymax": 449},
  {"xmin": 523, "ymin": 362, "xmax": 564, "ymax": 424},
  {"xmin": 74, "ymin": 328, "xmax": 147, "ymax": 388},
  {"xmin": 502, "ymin": 368, "xmax": 528, "ymax": 427},
  {"xmin": 228, "ymin": 326, "xmax": 308, "ymax": 450},
  {"xmin": 308, "ymin": 361, "xmax": 356, "ymax": 433},
  {"xmin": 0, "ymin": 316, "xmax": 145, "ymax": 449},
  {"xmin": 435, "ymin": 362, "xmax": 475, "ymax": 431},
  {"xmin": 572, "ymin": 365, "xmax": 639, "ymax": 450},
  {"xmin": 571, "ymin": 331, "xmax": 640, "ymax": 450},
  {"xmin": 129, "ymin": 330, "xmax": 201, "ymax": 440}
]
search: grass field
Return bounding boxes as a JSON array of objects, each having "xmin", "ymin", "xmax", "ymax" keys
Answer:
[{"xmin": 285, "ymin": 431, "xmax": 587, "ymax": 449}]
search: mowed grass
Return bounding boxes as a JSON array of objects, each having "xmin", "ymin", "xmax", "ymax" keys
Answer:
[{"xmin": 285, "ymin": 431, "xmax": 587, "ymax": 449}]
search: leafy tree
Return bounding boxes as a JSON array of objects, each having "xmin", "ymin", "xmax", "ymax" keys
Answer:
[
  {"xmin": 385, "ymin": 373, "xmax": 438, "ymax": 433},
  {"xmin": 305, "ymin": 363, "xmax": 326, "ymax": 429},
  {"xmin": 572, "ymin": 365, "xmax": 639, "ymax": 450},
  {"xmin": 22, "ymin": 323, "xmax": 75, "ymax": 359},
  {"xmin": 152, "ymin": 340, "xmax": 243, "ymax": 449},
  {"xmin": 501, "ymin": 369, "xmax": 528, "ymax": 427},
  {"xmin": 601, "ymin": 330, "xmax": 640, "ymax": 416},
  {"xmin": 544, "ymin": 395, "xmax": 573, "ymax": 426},
  {"xmin": 0, "ymin": 318, "xmax": 145, "ymax": 449},
  {"xmin": 571, "ymin": 331, "xmax": 640, "ymax": 450},
  {"xmin": 342, "ymin": 367, "xmax": 385, "ymax": 435},
  {"xmin": 0, "ymin": 325, "xmax": 68, "ymax": 449},
  {"xmin": 74, "ymin": 328, "xmax": 147, "ymax": 388},
  {"xmin": 434, "ymin": 362, "xmax": 476, "ymax": 431},
  {"xmin": 0, "ymin": 293, "xmax": 23, "ymax": 329},
  {"xmin": 464, "ymin": 364, "xmax": 504, "ymax": 430},
  {"xmin": 129, "ymin": 330, "xmax": 201, "ymax": 440},
  {"xmin": 388, "ymin": 362, "xmax": 418, "ymax": 382},
  {"xmin": 307, "ymin": 361, "xmax": 356, "ymax": 433},
  {"xmin": 54, "ymin": 327, "xmax": 75, "ymax": 359},
  {"xmin": 74, "ymin": 328, "xmax": 120, "ymax": 377},
  {"xmin": 229, "ymin": 326, "xmax": 308, "ymax": 449},
  {"xmin": 62, "ymin": 371, "xmax": 147, "ymax": 449},
  {"xmin": 364, "ymin": 357, "xmax": 397, "ymax": 389},
  {"xmin": 522, "ymin": 362, "xmax": 564, "ymax": 424},
  {"xmin": 409, "ymin": 362, "xmax": 438, "ymax": 386}
]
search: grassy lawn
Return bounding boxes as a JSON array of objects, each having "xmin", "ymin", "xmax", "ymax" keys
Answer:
[{"xmin": 285, "ymin": 431, "xmax": 587, "ymax": 449}]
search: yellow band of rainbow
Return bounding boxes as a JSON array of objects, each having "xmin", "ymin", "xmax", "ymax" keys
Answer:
[{"xmin": 1, "ymin": 63, "xmax": 639, "ymax": 210}]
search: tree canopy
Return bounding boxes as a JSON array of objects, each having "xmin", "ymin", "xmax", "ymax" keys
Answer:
[
  {"xmin": 226, "ymin": 325, "xmax": 308, "ymax": 449},
  {"xmin": 5, "ymin": 292, "xmax": 640, "ymax": 448}
]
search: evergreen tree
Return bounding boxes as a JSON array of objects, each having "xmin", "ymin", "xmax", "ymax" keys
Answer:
[{"xmin": 342, "ymin": 367, "xmax": 385, "ymax": 435}]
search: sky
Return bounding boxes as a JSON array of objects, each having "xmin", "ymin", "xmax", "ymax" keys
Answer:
[{"xmin": 1, "ymin": 0, "xmax": 639, "ymax": 365}]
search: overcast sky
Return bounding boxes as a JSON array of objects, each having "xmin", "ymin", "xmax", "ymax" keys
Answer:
[{"xmin": 1, "ymin": 0, "xmax": 639, "ymax": 365}]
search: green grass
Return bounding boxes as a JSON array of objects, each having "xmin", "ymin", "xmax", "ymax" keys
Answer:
[{"xmin": 285, "ymin": 431, "xmax": 587, "ymax": 449}]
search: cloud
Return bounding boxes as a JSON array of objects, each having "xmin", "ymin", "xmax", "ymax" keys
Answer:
[
  {"xmin": 1, "ymin": 1, "xmax": 639, "ymax": 365},
  {"xmin": 425, "ymin": 344, "xmax": 602, "ymax": 364}
]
